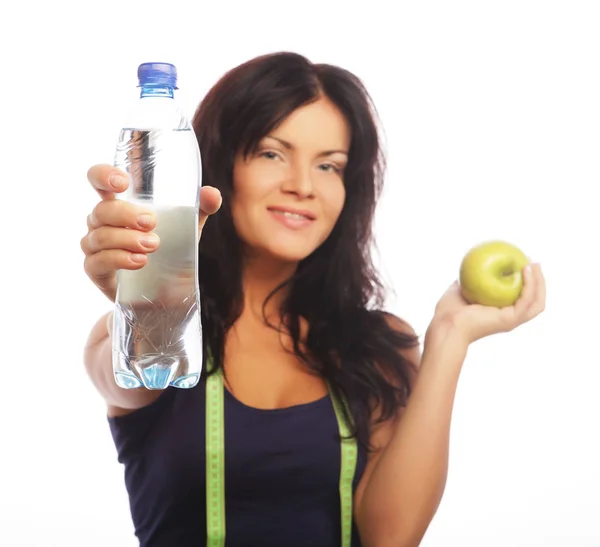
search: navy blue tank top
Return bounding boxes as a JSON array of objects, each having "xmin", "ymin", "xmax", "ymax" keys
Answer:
[{"xmin": 108, "ymin": 379, "xmax": 367, "ymax": 547}]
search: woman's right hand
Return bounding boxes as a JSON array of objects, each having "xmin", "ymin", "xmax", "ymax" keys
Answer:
[
  {"xmin": 80, "ymin": 164, "xmax": 222, "ymax": 303},
  {"xmin": 81, "ymin": 165, "xmax": 159, "ymax": 302}
]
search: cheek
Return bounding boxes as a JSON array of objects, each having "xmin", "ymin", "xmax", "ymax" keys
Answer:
[
  {"xmin": 229, "ymin": 182, "xmax": 252, "ymax": 236},
  {"xmin": 232, "ymin": 163, "xmax": 278, "ymax": 210},
  {"xmin": 230, "ymin": 195, "xmax": 258, "ymax": 238},
  {"xmin": 231, "ymin": 170, "xmax": 257, "ymax": 220},
  {"xmin": 322, "ymin": 183, "xmax": 346, "ymax": 223}
]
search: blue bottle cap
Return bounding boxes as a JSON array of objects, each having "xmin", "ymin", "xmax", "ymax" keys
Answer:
[{"xmin": 137, "ymin": 62, "xmax": 178, "ymax": 89}]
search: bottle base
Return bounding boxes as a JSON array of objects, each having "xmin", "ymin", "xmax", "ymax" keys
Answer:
[
  {"xmin": 115, "ymin": 371, "xmax": 144, "ymax": 389},
  {"xmin": 172, "ymin": 372, "xmax": 200, "ymax": 389},
  {"xmin": 114, "ymin": 369, "xmax": 200, "ymax": 390}
]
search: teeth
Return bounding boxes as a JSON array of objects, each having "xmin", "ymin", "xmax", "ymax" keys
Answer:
[{"xmin": 280, "ymin": 211, "xmax": 307, "ymax": 220}]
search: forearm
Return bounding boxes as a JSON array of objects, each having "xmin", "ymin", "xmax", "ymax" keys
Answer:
[
  {"xmin": 84, "ymin": 312, "xmax": 156, "ymax": 411},
  {"xmin": 357, "ymin": 324, "xmax": 468, "ymax": 547}
]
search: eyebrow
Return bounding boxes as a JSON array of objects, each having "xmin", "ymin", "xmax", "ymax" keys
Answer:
[{"xmin": 266, "ymin": 135, "xmax": 349, "ymax": 157}]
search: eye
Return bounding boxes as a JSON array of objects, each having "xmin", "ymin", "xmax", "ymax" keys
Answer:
[
  {"xmin": 318, "ymin": 163, "xmax": 342, "ymax": 174},
  {"xmin": 259, "ymin": 150, "xmax": 280, "ymax": 160}
]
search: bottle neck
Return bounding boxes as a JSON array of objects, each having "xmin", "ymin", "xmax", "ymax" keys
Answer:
[{"xmin": 140, "ymin": 85, "xmax": 175, "ymax": 98}]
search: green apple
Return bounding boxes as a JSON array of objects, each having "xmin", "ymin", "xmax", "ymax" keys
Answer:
[{"xmin": 459, "ymin": 240, "xmax": 529, "ymax": 307}]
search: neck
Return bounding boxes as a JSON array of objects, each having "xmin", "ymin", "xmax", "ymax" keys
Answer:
[{"xmin": 240, "ymin": 254, "xmax": 298, "ymax": 324}]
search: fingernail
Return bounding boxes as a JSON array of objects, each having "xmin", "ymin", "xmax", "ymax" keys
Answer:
[
  {"xmin": 138, "ymin": 214, "xmax": 153, "ymax": 228},
  {"xmin": 131, "ymin": 253, "xmax": 146, "ymax": 263},
  {"xmin": 110, "ymin": 174, "xmax": 127, "ymax": 189},
  {"xmin": 141, "ymin": 234, "xmax": 159, "ymax": 248}
]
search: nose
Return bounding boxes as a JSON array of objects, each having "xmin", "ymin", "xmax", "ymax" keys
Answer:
[{"xmin": 282, "ymin": 163, "xmax": 314, "ymax": 199}]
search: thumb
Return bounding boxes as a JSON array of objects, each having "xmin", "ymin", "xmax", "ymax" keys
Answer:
[{"xmin": 198, "ymin": 186, "xmax": 222, "ymax": 235}]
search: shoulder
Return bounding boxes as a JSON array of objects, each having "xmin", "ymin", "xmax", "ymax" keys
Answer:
[
  {"xmin": 365, "ymin": 310, "xmax": 422, "ymax": 433},
  {"xmin": 381, "ymin": 311, "xmax": 419, "ymax": 341},
  {"xmin": 354, "ymin": 311, "xmax": 422, "ymax": 505},
  {"xmin": 345, "ymin": 308, "xmax": 422, "ymax": 395},
  {"xmin": 377, "ymin": 310, "xmax": 422, "ymax": 380},
  {"xmin": 357, "ymin": 309, "xmax": 422, "ymax": 426},
  {"xmin": 381, "ymin": 310, "xmax": 415, "ymax": 333}
]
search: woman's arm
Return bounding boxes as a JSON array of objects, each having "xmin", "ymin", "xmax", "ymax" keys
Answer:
[
  {"xmin": 84, "ymin": 311, "xmax": 162, "ymax": 416},
  {"xmin": 354, "ymin": 320, "xmax": 467, "ymax": 547},
  {"xmin": 355, "ymin": 265, "xmax": 545, "ymax": 547}
]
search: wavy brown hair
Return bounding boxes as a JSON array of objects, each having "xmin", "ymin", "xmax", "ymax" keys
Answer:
[{"xmin": 193, "ymin": 51, "xmax": 419, "ymax": 449}]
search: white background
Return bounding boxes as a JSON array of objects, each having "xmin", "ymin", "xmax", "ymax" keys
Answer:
[{"xmin": 1, "ymin": 1, "xmax": 599, "ymax": 545}]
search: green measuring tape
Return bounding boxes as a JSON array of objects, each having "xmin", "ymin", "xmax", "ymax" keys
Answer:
[
  {"xmin": 206, "ymin": 364, "xmax": 226, "ymax": 547},
  {"xmin": 205, "ymin": 361, "xmax": 358, "ymax": 547}
]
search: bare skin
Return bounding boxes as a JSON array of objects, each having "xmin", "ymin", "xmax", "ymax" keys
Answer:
[{"xmin": 81, "ymin": 97, "xmax": 546, "ymax": 546}]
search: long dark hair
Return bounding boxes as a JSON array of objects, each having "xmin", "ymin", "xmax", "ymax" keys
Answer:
[{"xmin": 193, "ymin": 51, "xmax": 419, "ymax": 449}]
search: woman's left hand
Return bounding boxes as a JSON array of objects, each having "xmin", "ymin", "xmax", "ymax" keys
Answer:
[{"xmin": 430, "ymin": 263, "xmax": 546, "ymax": 346}]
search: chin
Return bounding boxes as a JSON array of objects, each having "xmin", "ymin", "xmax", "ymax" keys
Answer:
[
  {"xmin": 250, "ymin": 239, "xmax": 319, "ymax": 265},
  {"xmin": 242, "ymin": 228, "xmax": 329, "ymax": 266},
  {"xmin": 267, "ymin": 246, "xmax": 315, "ymax": 264}
]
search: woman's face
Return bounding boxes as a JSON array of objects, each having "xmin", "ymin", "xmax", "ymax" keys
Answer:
[{"xmin": 231, "ymin": 97, "xmax": 350, "ymax": 265}]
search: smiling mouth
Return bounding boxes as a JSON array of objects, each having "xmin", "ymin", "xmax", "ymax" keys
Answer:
[
  {"xmin": 275, "ymin": 211, "xmax": 311, "ymax": 220},
  {"xmin": 267, "ymin": 207, "xmax": 316, "ymax": 221},
  {"xmin": 267, "ymin": 208, "xmax": 316, "ymax": 229}
]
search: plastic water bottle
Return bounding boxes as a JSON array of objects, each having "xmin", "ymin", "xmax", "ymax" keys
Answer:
[{"xmin": 111, "ymin": 62, "xmax": 203, "ymax": 390}]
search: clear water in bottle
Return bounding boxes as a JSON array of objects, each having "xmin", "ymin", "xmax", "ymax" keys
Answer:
[{"xmin": 111, "ymin": 63, "xmax": 203, "ymax": 390}]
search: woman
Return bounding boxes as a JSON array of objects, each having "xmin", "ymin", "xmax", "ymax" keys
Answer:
[{"xmin": 81, "ymin": 52, "xmax": 546, "ymax": 547}]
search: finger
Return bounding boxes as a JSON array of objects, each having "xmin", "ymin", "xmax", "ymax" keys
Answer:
[
  {"xmin": 535, "ymin": 265, "xmax": 546, "ymax": 308},
  {"xmin": 87, "ymin": 164, "xmax": 129, "ymax": 200},
  {"xmin": 88, "ymin": 199, "xmax": 156, "ymax": 231},
  {"xmin": 513, "ymin": 264, "xmax": 538, "ymax": 318},
  {"xmin": 84, "ymin": 249, "xmax": 147, "ymax": 292},
  {"xmin": 198, "ymin": 186, "xmax": 223, "ymax": 233},
  {"xmin": 524, "ymin": 264, "xmax": 546, "ymax": 319},
  {"xmin": 81, "ymin": 226, "xmax": 160, "ymax": 255}
]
